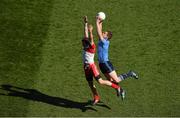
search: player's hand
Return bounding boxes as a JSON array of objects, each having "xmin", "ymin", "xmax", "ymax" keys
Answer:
[
  {"xmin": 84, "ymin": 16, "xmax": 88, "ymax": 23},
  {"xmin": 96, "ymin": 16, "xmax": 103, "ymax": 23},
  {"xmin": 88, "ymin": 24, "xmax": 93, "ymax": 32}
]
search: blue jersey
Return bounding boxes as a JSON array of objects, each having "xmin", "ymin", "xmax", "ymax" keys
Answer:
[{"xmin": 98, "ymin": 38, "xmax": 109, "ymax": 63}]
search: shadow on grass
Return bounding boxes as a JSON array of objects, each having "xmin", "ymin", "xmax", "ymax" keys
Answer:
[
  {"xmin": 0, "ymin": 84, "xmax": 111, "ymax": 112},
  {"xmin": 0, "ymin": 84, "xmax": 97, "ymax": 112}
]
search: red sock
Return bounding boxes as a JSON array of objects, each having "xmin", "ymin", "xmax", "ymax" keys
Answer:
[
  {"xmin": 94, "ymin": 95, "xmax": 100, "ymax": 100},
  {"xmin": 111, "ymin": 83, "xmax": 120, "ymax": 89}
]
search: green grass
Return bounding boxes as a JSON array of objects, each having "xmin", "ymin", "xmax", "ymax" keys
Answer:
[{"xmin": 0, "ymin": 0, "xmax": 179, "ymax": 117}]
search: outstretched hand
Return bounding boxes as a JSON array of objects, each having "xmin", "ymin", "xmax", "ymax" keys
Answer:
[
  {"xmin": 96, "ymin": 16, "xmax": 103, "ymax": 24},
  {"xmin": 84, "ymin": 16, "xmax": 88, "ymax": 23}
]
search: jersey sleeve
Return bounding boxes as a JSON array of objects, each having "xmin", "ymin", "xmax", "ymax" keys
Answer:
[{"xmin": 100, "ymin": 38, "xmax": 108, "ymax": 44}]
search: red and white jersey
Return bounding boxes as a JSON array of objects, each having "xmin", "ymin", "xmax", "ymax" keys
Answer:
[{"xmin": 82, "ymin": 39, "xmax": 96, "ymax": 64}]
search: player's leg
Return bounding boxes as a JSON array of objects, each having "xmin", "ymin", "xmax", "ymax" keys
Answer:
[
  {"xmin": 99, "ymin": 61, "xmax": 122, "ymax": 83},
  {"xmin": 102, "ymin": 61, "xmax": 138, "ymax": 82},
  {"xmin": 99, "ymin": 61, "xmax": 126, "ymax": 99},
  {"xmin": 106, "ymin": 69, "xmax": 138, "ymax": 83},
  {"xmin": 95, "ymin": 76, "xmax": 120, "ymax": 90},
  {"xmin": 91, "ymin": 63, "xmax": 124, "ymax": 98},
  {"xmin": 102, "ymin": 72, "xmax": 125, "ymax": 99},
  {"xmin": 84, "ymin": 64, "xmax": 100, "ymax": 105},
  {"xmin": 119, "ymin": 70, "xmax": 139, "ymax": 80},
  {"xmin": 87, "ymin": 80, "xmax": 100, "ymax": 105},
  {"xmin": 107, "ymin": 70, "xmax": 122, "ymax": 83}
]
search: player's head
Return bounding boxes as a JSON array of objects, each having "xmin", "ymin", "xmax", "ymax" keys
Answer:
[{"xmin": 102, "ymin": 31, "xmax": 112, "ymax": 40}]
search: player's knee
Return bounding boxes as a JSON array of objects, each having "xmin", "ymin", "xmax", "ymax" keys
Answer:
[
  {"xmin": 109, "ymin": 74, "xmax": 121, "ymax": 83},
  {"xmin": 114, "ymin": 78, "xmax": 120, "ymax": 83},
  {"xmin": 113, "ymin": 78, "xmax": 121, "ymax": 83},
  {"xmin": 97, "ymin": 79, "xmax": 104, "ymax": 85},
  {"xmin": 95, "ymin": 75, "xmax": 104, "ymax": 85}
]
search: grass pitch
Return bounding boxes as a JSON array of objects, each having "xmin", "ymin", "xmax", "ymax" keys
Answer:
[{"xmin": 0, "ymin": 0, "xmax": 179, "ymax": 117}]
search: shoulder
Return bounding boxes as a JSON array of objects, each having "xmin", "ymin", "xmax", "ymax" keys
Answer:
[{"xmin": 99, "ymin": 38, "xmax": 109, "ymax": 43}]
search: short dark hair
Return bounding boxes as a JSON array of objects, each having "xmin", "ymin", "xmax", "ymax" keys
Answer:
[{"xmin": 107, "ymin": 31, "xmax": 112, "ymax": 39}]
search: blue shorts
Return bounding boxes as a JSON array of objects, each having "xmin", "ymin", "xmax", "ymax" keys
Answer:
[{"xmin": 99, "ymin": 61, "xmax": 115, "ymax": 74}]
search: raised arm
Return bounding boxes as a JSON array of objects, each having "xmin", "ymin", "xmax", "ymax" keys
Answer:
[
  {"xmin": 96, "ymin": 17, "xmax": 103, "ymax": 40},
  {"xmin": 84, "ymin": 16, "xmax": 88, "ymax": 38},
  {"xmin": 88, "ymin": 24, "xmax": 94, "ymax": 45}
]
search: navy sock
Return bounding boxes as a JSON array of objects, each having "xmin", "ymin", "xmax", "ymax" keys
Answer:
[{"xmin": 119, "ymin": 72, "xmax": 131, "ymax": 80}]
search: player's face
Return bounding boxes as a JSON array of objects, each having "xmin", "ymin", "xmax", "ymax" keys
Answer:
[{"xmin": 102, "ymin": 32, "xmax": 108, "ymax": 39}]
